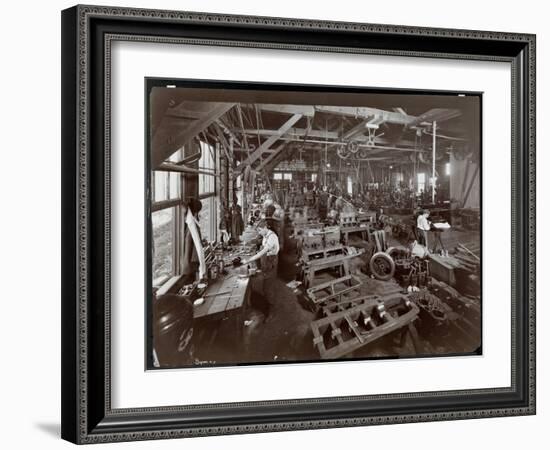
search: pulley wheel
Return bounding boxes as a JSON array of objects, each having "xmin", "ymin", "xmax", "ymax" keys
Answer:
[
  {"xmin": 347, "ymin": 141, "xmax": 359, "ymax": 154},
  {"xmin": 337, "ymin": 146, "xmax": 351, "ymax": 159}
]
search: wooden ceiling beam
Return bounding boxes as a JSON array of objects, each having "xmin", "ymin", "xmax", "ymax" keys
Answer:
[
  {"xmin": 407, "ymin": 108, "xmax": 462, "ymax": 128},
  {"xmin": 235, "ymin": 113, "xmax": 303, "ymax": 173},
  {"xmin": 342, "ymin": 120, "xmax": 369, "ymax": 140},
  {"xmin": 234, "ymin": 128, "xmax": 339, "ymax": 140},
  {"xmin": 252, "ymin": 104, "xmax": 315, "ymax": 117},
  {"xmin": 151, "ymin": 102, "xmax": 235, "ymax": 169},
  {"xmin": 315, "ymin": 105, "xmax": 416, "ymax": 126}
]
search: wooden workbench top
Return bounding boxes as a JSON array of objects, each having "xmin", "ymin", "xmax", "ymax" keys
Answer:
[{"xmin": 193, "ymin": 270, "xmax": 251, "ymax": 321}]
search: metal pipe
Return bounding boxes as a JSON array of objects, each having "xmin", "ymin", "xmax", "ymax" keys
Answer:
[
  {"xmin": 276, "ymin": 138, "xmax": 426, "ymax": 152},
  {"xmin": 157, "ymin": 162, "xmax": 218, "ymax": 177}
]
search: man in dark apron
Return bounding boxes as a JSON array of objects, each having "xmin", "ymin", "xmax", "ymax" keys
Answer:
[{"xmin": 241, "ymin": 219, "xmax": 280, "ymax": 322}]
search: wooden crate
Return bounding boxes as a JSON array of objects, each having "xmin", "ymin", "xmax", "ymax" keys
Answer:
[
  {"xmin": 306, "ymin": 274, "xmax": 362, "ymax": 305},
  {"xmin": 311, "ymin": 294, "xmax": 419, "ymax": 359}
]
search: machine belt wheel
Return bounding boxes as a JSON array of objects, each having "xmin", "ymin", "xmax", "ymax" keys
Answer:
[{"xmin": 370, "ymin": 251, "xmax": 396, "ymax": 281}]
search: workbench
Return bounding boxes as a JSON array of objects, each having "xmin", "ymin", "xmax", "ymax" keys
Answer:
[
  {"xmin": 428, "ymin": 253, "xmax": 462, "ymax": 286},
  {"xmin": 192, "ymin": 258, "xmax": 252, "ymax": 349}
]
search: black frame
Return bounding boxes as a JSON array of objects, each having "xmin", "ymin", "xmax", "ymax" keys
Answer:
[{"xmin": 61, "ymin": 4, "xmax": 536, "ymax": 444}]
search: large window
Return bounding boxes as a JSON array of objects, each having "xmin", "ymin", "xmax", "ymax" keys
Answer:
[
  {"xmin": 151, "ymin": 150, "xmax": 183, "ymax": 286},
  {"xmin": 199, "ymin": 141, "xmax": 216, "ymax": 196},
  {"xmin": 153, "ymin": 172, "xmax": 180, "ymax": 201},
  {"xmin": 152, "ymin": 207, "xmax": 175, "ymax": 284},
  {"xmin": 153, "ymin": 150, "xmax": 181, "ymax": 202},
  {"xmin": 198, "ymin": 196, "xmax": 217, "ymax": 243},
  {"xmin": 198, "ymin": 141, "xmax": 217, "ymax": 242}
]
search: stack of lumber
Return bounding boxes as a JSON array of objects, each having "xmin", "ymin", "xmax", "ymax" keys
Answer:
[{"xmin": 453, "ymin": 242, "xmax": 480, "ymax": 273}]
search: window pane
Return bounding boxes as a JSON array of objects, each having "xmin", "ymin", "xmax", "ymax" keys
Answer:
[
  {"xmin": 273, "ymin": 173, "xmax": 282, "ymax": 180},
  {"xmin": 199, "ymin": 141, "xmax": 215, "ymax": 195},
  {"xmin": 198, "ymin": 196, "xmax": 216, "ymax": 243},
  {"xmin": 154, "ymin": 171, "xmax": 169, "ymax": 202},
  {"xmin": 169, "ymin": 172, "xmax": 180, "ymax": 199},
  {"xmin": 152, "ymin": 208, "xmax": 174, "ymax": 283}
]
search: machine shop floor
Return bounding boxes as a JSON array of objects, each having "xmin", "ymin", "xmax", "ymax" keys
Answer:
[{"xmin": 192, "ymin": 226, "xmax": 480, "ymax": 367}]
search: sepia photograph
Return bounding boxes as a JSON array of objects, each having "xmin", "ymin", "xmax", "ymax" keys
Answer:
[{"xmin": 147, "ymin": 81, "xmax": 482, "ymax": 369}]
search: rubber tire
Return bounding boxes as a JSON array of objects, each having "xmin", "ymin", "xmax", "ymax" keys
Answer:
[{"xmin": 369, "ymin": 251, "xmax": 396, "ymax": 281}]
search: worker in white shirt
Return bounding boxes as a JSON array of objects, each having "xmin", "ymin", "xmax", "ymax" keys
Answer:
[
  {"xmin": 241, "ymin": 219, "xmax": 280, "ymax": 322},
  {"xmin": 416, "ymin": 209, "xmax": 431, "ymax": 250}
]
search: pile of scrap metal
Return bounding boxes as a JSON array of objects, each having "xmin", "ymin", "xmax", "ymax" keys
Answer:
[
  {"xmin": 389, "ymin": 248, "xmax": 431, "ymax": 289},
  {"xmin": 407, "ymin": 279, "xmax": 481, "ymax": 352}
]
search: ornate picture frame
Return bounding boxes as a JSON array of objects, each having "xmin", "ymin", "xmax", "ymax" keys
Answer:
[{"xmin": 61, "ymin": 4, "xmax": 535, "ymax": 444}]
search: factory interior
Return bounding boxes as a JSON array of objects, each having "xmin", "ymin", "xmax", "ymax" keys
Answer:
[{"xmin": 149, "ymin": 86, "xmax": 482, "ymax": 369}]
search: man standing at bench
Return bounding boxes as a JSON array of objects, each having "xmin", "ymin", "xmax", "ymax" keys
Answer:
[
  {"xmin": 416, "ymin": 209, "xmax": 431, "ymax": 251},
  {"xmin": 241, "ymin": 219, "xmax": 280, "ymax": 323}
]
